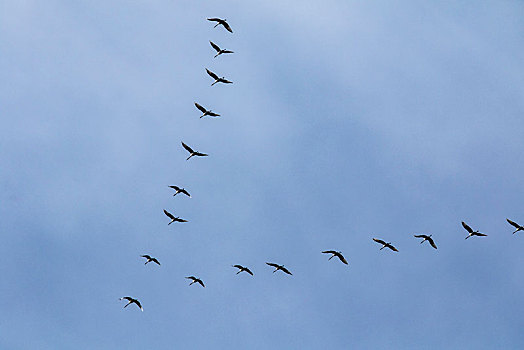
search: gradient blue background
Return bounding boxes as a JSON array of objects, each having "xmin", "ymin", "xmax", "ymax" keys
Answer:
[{"xmin": 1, "ymin": 1, "xmax": 524, "ymax": 349}]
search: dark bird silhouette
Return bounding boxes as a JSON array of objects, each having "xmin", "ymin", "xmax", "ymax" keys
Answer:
[
  {"xmin": 462, "ymin": 221, "xmax": 487, "ymax": 239},
  {"xmin": 232, "ymin": 264, "xmax": 253, "ymax": 276},
  {"xmin": 163, "ymin": 209, "xmax": 188, "ymax": 225},
  {"xmin": 194, "ymin": 102, "xmax": 220, "ymax": 118},
  {"xmin": 186, "ymin": 276, "xmax": 205, "ymax": 288},
  {"xmin": 206, "ymin": 68, "xmax": 233, "ymax": 86},
  {"xmin": 373, "ymin": 238, "xmax": 399, "ymax": 252},
  {"xmin": 207, "ymin": 17, "xmax": 233, "ymax": 33},
  {"xmin": 414, "ymin": 234, "xmax": 437, "ymax": 249},
  {"xmin": 141, "ymin": 255, "xmax": 161, "ymax": 266},
  {"xmin": 119, "ymin": 296, "xmax": 143, "ymax": 311},
  {"xmin": 322, "ymin": 250, "xmax": 348, "ymax": 265},
  {"xmin": 266, "ymin": 262, "xmax": 292, "ymax": 275},
  {"xmin": 210, "ymin": 41, "xmax": 234, "ymax": 58},
  {"xmin": 506, "ymin": 218, "xmax": 524, "ymax": 234},
  {"xmin": 182, "ymin": 142, "xmax": 208, "ymax": 160},
  {"xmin": 169, "ymin": 185, "xmax": 191, "ymax": 197}
]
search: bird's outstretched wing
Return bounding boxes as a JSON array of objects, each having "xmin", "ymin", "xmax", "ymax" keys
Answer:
[
  {"xmin": 194, "ymin": 152, "xmax": 208, "ymax": 157},
  {"xmin": 134, "ymin": 300, "xmax": 143, "ymax": 311},
  {"xmin": 151, "ymin": 258, "xmax": 160, "ymax": 265},
  {"xmin": 209, "ymin": 41, "xmax": 221, "ymax": 52},
  {"xmin": 414, "ymin": 234, "xmax": 426, "ymax": 239},
  {"xmin": 336, "ymin": 253, "xmax": 348, "ymax": 265},
  {"xmin": 163, "ymin": 209, "xmax": 175, "ymax": 220},
  {"xmin": 427, "ymin": 237, "xmax": 438, "ymax": 249},
  {"xmin": 387, "ymin": 245, "xmax": 399, "ymax": 252},
  {"xmin": 220, "ymin": 78, "xmax": 233, "ymax": 84},
  {"xmin": 222, "ymin": 50, "xmax": 234, "ymax": 54},
  {"xmin": 197, "ymin": 279, "xmax": 205, "ymax": 288},
  {"xmin": 180, "ymin": 189, "xmax": 191, "ymax": 197},
  {"xmin": 206, "ymin": 68, "xmax": 219, "ymax": 80},
  {"xmin": 174, "ymin": 217, "xmax": 188, "ymax": 223},
  {"xmin": 120, "ymin": 296, "xmax": 132, "ymax": 302},
  {"xmin": 194, "ymin": 103, "xmax": 207, "ymax": 113},
  {"xmin": 266, "ymin": 262, "xmax": 279, "ymax": 268},
  {"xmin": 206, "ymin": 112, "xmax": 220, "ymax": 117},
  {"xmin": 245, "ymin": 267, "xmax": 254, "ymax": 276},
  {"xmin": 507, "ymin": 218, "xmax": 520, "ymax": 229},
  {"xmin": 182, "ymin": 142, "xmax": 194, "ymax": 154},
  {"xmin": 462, "ymin": 221, "xmax": 473, "ymax": 233},
  {"xmin": 222, "ymin": 22, "xmax": 233, "ymax": 33},
  {"xmin": 233, "ymin": 265, "xmax": 243, "ymax": 269},
  {"xmin": 141, "ymin": 255, "xmax": 151, "ymax": 260},
  {"xmin": 207, "ymin": 18, "xmax": 222, "ymax": 23},
  {"xmin": 373, "ymin": 238, "xmax": 386, "ymax": 245},
  {"xmin": 280, "ymin": 266, "xmax": 292, "ymax": 275},
  {"xmin": 322, "ymin": 250, "xmax": 337, "ymax": 255},
  {"xmin": 169, "ymin": 185, "xmax": 181, "ymax": 191},
  {"xmin": 476, "ymin": 233, "xmax": 488, "ymax": 237}
]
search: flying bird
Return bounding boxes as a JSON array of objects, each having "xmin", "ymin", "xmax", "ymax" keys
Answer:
[
  {"xmin": 169, "ymin": 185, "xmax": 191, "ymax": 197},
  {"xmin": 414, "ymin": 234, "xmax": 437, "ymax": 249},
  {"xmin": 232, "ymin": 265, "xmax": 253, "ymax": 276},
  {"xmin": 206, "ymin": 68, "xmax": 233, "ymax": 86},
  {"xmin": 373, "ymin": 238, "xmax": 399, "ymax": 252},
  {"xmin": 461, "ymin": 221, "xmax": 487, "ymax": 239},
  {"xmin": 506, "ymin": 218, "xmax": 524, "ymax": 234},
  {"xmin": 163, "ymin": 209, "xmax": 188, "ymax": 225},
  {"xmin": 266, "ymin": 262, "xmax": 292, "ymax": 275},
  {"xmin": 194, "ymin": 102, "xmax": 220, "ymax": 118},
  {"xmin": 321, "ymin": 251, "xmax": 349, "ymax": 265},
  {"xmin": 141, "ymin": 255, "xmax": 161, "ymax": 266},
  {"xmin": 186, "ymin": 276, "xmax": 205, "ymax": 288},
  {"xmin": 181, "ymin": 142, "xmax": 208, "ymax": 160},
  {"xmin": 209, "ymin": 41, "xmax": 234, "ymax": 58},
  {"xmin": 119, "ymin": 296, "xmax": 143, "ymax": 311},
  {"xmin": 207, "ymin": 17, "xmax": 233, "ymax": 33}
]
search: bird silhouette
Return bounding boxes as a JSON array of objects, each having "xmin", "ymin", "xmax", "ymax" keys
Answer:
[
  {"xmin": 163, "ymin": 209, "xmax": 188, "ymax": 225},
  {"xmin": 506, "ymin": 219, "xmax": 524, "ymax": 234},
  {"xmin": 461, "ymin": 221, "xmax": 487, "ymax": 239},
  {"xmin": 119, "ymin": 296, "xmax": 143, "ymax": 311},
  {"xmin": 182, "ymin": 142, "xmax": 208, "ymax": 160},
  {"xmin": 210, "ymin": 41, "xmax": 234, "ymax": 58},
  {"xmin": 141, "ymin": 255, "xmax": 161, "ymax": 266},
  {"xmin": 186, "ymin": 276, "xmax": 205, "ymax": 287},
  {"xmin": 206, "ymin": 68, "xmax": 233, "ymax": 86},
  {"xmin": 232, "ymin": 265, "xmax": 253, "ymax": 275},
  {"xmin": 266, "ymin": 262, "xmax": 292, "ymax": 275},
  {"xmin": 322, "ymin": 250, "xmax": 349, "ymax": 265},
  {"xmin": 207, "ymin": 17, "xmax": 233, "ymax": 33},
  {"xmin": 169, "ymin": 185, "xmax": 191, "ymax": 197},
  {"xmin": 194, "ymin": 102, "xmax": 220, "ymax": 119},
  {"xmin": 414, "ymin": 234, "xmax": 437, "ymax": 249},
  {"xmin": 373, "ymin": 238, "xmax": 399, "ymax": 252}
]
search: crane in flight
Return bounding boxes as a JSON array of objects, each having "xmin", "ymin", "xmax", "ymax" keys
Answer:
[
  {"xmin": 206, "ymin": 68, "xmax": 233, "ymax": 86},
  {"xmin": 141, "ymin": 255, "xmax": 161, "ymax": 266},
  {"xmin": 169, "ymin": 185, "xmax": 191, "ymax": 198},
  {"xmin": 186, "ymin": 276, "xmax": 205, "ymax": 288},
  {"xmin": 266, "ymin": 262, "xmax": 292, "ymax": 275},
  {"xmin": 209, "ymin": 41, "xmax": 234, "ymax": 58},
  {"xmin": 321, "ymin": 250, "xmax": 348, "ymax": 265},
  {"xmin": 373, "ymin": 238, "xmax": 399, "ymax": 252},
  {"xmin": 413, "ymin": 234, "xmax": 437, "ymax": 249},
  {"xmin": 194, "ymin": 102, "xmax": 220, "ymax": 119},
  {"xmin": 182, "ymin": 142, "xmax": 208, "ymax": 160},
  {"xmin": 163, "ymin": 209, "xmax": 188, "ymax": 225},
  {"xmin": 506, "ymin": 219, "xmax": 524, "ymax": 234},
  {"xmin": 461, "ymin": 221, "xmax": 487, "ymax": 239},
  {"xmin": 232, "ymin": 265, "xmax": 253, "ymax": 275},
  {"xmin": 119, "ymin": 297, "xmax": 143, "ymax": 311},
  {"xmin": 207, "ymin": 17, "xmax": 233, "ymax": 33}
]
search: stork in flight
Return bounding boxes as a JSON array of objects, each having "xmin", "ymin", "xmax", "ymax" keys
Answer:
[
  {"xmin": 182, "ymin": 142, "xmax": 208, "ymax": 160},
  {"xmin": 169, "ymin": 185, "xmax": 191, "ymax": 198},
  {"xmin": 506, "ymin": 219, "xmax": 524, "ymax": 234},
  {"xmin": 461, "ymin": 221, "xmax": 487, "ymax": 239},
  {"xmin": 119, "ymin": 296, "xmax": 143, "ymax": 311},
  {"xmin": 232, "ymin": 265, "xmax": 253, "ymax": 275},
  {"xmin": 414, "ymin": 234, "xmax": 437, "ymax": 249},
  {"xmin": 141, "ymin": 255, "xmax": 161, "ymax": 266},
  {"xmin": 163, "ymin": 209, "xmax": 188, "ymax": 225},
  {"xmin": 206, "ymin": 68, "xmax": 233, "ymax": 86},
  {"xmin": 210, "ymin": 41, "xmax": 234, "ymax": 58},
  {"xmin": 194, "ymin": 102, "xmax": 220, "ymax": 119},
  {"xmin": 266, "ymin": 262, "xmax": 292, "ymax": 275},
  {"xmin": 186, "ymin": 276, "xmax": 205, "ymax": 288},
  {"xmin": 321, "ymin": 251, "xmax": 348, "ymax": 265},
  {"xmin": 373, "ymin": 238, "xmax": 399, "ymax": 252},
  {"xmin": 207, "ymin": 17, "xmax": 233, "ymax": 33}
]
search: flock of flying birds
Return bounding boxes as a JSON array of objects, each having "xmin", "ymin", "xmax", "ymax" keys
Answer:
[{"xmin": 119, "ymin": 17, "xmax": 524, "ymax": 313}]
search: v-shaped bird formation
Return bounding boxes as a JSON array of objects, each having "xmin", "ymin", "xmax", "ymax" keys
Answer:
[{"xmin": 117, "ymin": 16, "xmax": 521, "ymax": 313}]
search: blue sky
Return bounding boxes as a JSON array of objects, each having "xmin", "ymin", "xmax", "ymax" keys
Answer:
[{"xmin": 1, "ymin": 1, "xmax": 524, "ymax": 349}]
